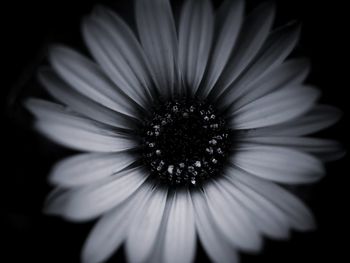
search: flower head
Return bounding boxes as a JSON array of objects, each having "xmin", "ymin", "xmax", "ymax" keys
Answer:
[{"xmin": 25, "ymin": 0, "xmax": 343, "ymax": 262}]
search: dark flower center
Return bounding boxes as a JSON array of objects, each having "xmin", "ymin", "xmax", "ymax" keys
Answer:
[{"xmin": 141, "ymin": 98, "xmax": 234, "ymax": 186}]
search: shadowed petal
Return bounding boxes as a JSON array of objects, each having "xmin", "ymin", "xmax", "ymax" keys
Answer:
[
  {"xmin": 232, "ymin": 145, "xmax": 325, "ymax": 184},
  {"xmin": 44, "ymin": 167, "xmax": 148, "ymax": 221},
  {"xmin": 218, "ymin": 23, "xmax": 301, "ymax": 108},
  {"xmin": 233, "ymin": 58, "xmax": 310, "ymax": 110},
  {"xmin": 49, "ymin": 152, "xmax": 136, "ymax": 187},
  {"xmin": 25, "ymin": 99, "xmax": 136, "ymax": 152},
  {"xmin": 135, "ymin": 0, "xmax": 179, "ymax": 97},
  {"xmin": 198, "ymin": 0, "xmax": 244, "ymax": 97},
  {"xmin": 178, "ymin": 0, "xmax": 214, "ymax": 93},
  {"xmin": 210, "ymin": 2, "xmax": 275, "ymax": 98}
]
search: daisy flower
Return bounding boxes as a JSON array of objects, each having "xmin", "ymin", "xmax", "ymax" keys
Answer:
[{"xmin": 25, "ymin": 0, "xmax": 343, "ymax": 262}]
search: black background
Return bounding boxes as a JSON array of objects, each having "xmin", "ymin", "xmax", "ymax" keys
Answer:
[{"xmin": 2, "ymin": 0, "xmax": 349, "ymax": 262}]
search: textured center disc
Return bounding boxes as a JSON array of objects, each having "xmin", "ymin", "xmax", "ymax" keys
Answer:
[{"xmin": 142, "ymin": 98, "xmax": 233, "ymax": 186}]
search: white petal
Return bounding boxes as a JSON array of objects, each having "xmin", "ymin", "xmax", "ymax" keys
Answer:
[
  {"xmin": 26, "ymin": 99, "xmax": 136, "ymax": 152},
  {"xmin": 192, "ymin": 191, "xmax": 239, "ymax": 263},
  {"xmin": 142, "ymin": 194, "xmax": 174, "ymax": 263},
  {"xmin": 45, "ymin": 167, "xmax": 148, "ymax": 221},
  {"xmin": 135, "ymin": 0, "xmax": 179, "ymax": 97},
  {"xmin": 82, "ymin": 183, "xmax": 153, "ymax": 263},
  {"xmin": 82, "ymin": 7, "xmax": 154, "ymax": 108},
  {"xmin": 163, "ymin": 190, "xmax": 196, "ymax": 263},
  {"xmin": 205, "ymin": 179, "xmax": 263, "ymax": 252},
  {"xmin": 237, "ymin": 136, "xmax": 345, "ymax": 161},
  {"xmin": 231, "ymin": 86, "xmax": 320, "ymax": 129},
  {"xmin": 39, "ymin": 68, "xmax": 136, "ymax": 130},
  {"xmin": 218, "ymin": 23, "xmax": 301, "ymax": 108},
  {"xmin": 126, "ymin": 187, "xmax": 168, "ymax": 263},
  {"xmin": 246, "ymin": 105, "xmax": 342, "ymax": 136},
  {"xmin": 231, "ymin": 169, "xmax": 316, "ymax": 231},
  {"xmin": 49, "ymin": 45, "xmax": 139, "ymax": 117},
  {"xmin": 178, "ymin": 0, "xmax": 214, "ymax": 93},
  {"xmin": 232, "ymin": 145, "xmax": 325, "ymax": 184},
  {"xmin": 233, "ymin": 58, "xmax": 310, "ymax": 110},
  {"xmin": 36, "ymin": 121, "xmax": 135, "ymax": 153},
  {"xmin": 224, "ymin": 169, "xmax": 290, "ymax": 239},
  {"xmin": 49, "ymin": 152, "xmax": 136, "ymax": 187},
  {"xmin": 211, "ymin": 2, "xmax": 275, "ymax": 98},
  {"xmin": 198, "ymin": 0, "xmax": 244, "ymax": 97}
]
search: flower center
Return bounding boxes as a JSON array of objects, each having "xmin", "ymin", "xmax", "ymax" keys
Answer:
[{"xmin": 141, "ymin": 98, "xmax": 233, "ymax": 186}]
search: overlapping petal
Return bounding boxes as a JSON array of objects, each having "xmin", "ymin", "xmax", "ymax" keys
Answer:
[
  {"xmin": 49, "ymin": 45, "xmax": 140, "ymax": 117},
  {"xmin": 178, "ymin": 0, "xmax": 214, "ymax": 93},
  {"xmin": 231, "ymin": 145, "xmax": 325, "ymax": 184},
  {"xmin": 49, "ymin": 152, "xmax": 136, "ymax": 187},
  {"xmin": 82, "ymin": 7, "xmax": 154, "ymax": 108},
  {"xmin": 204, "ymin": 179, "xmax": 263, "ymax": 252},
  {"xmin": 230, "ymin": 86, "xmax": 320, "ymax": 129},
  {"xmin": 198, "ymin": 0, "xmax": 244, "ymax": 97},
  {"xmin": 231, "ymin": 169, "xmax": 316, "ymax": 231},
  {"xmin": 25, "ymin": 99, "xmax": 136, "ymax": 152},
  {"xmin": 209, "ymin": 2, "xmax": 275, "ymax": 98},
  {"xmin": 44, "ymin": 167, "xmax": 148, "ymax": 221},
  {"xmin": 217, "ymin": 23, "xmax": 301, "ymax": 108},
  {"xmin": 135, "ymin": 0, "xmax": 179, "ymax": 97},
  {"xmin": 125, "ymin": 187, "xmax": 168, "ymax": 263},
  {"xmin": 82, "ymin": 183, "xmax": 154, "ymax": 263},
  {"xmin": 192, "ymin": 191, "xmax": 239, "ymax": 263},
  {"xmin": 39, "ymin": 68, "xmax": 137, "ymax": 130}
]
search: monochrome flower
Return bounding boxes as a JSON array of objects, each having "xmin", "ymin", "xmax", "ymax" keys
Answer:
[{"xmin": 25, "ymin": 0, "xmax": 343, "ymax": 262}]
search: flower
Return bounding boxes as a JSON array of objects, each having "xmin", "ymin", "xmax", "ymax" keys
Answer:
[{"xmin": 25, "ymin": 0, "xmax": 343, "ymax": 262}]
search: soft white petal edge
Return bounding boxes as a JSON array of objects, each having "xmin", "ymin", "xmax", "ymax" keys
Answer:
[
  {"xmin": 228, "ymin": 168, "xmax": 316, "ymax": 231},
  {"xmin": 49, "ymin": 45, "xmax": 139, "ymax": 117},
  {"xmin": 45, "ymin": 167, "xmax": 148, "ymax": 221},
  {"xmin": 245, "ymin": 105, "xmax": 342, "ymax": 136},
  {"xmin": 204, "ymin": 178, "xmax": 263, "ymax": 252},
  {"xmin": 230, "ymin": 86, "xmax": 320, "ymax": 129},
  {"xmin": 125, "ymin": 187, "xmax": 168, "ymax": 263},
  {"xmin": 231, "ymin": 145, "xmax": 325, "ymax": 184},
  {"xmin": 38, "ymin": 68, "xmax": 135, "ymax": 130},
  {"xmin": 192, "ymin": 191, "xmax": 239, "ymax": 263},
  {"xmin": 163, "ymin": 190, "xmax": 196, "ymax": 263},
  {"xmin": 82, "ymin": 183, "xmax": 154, "ymax": 263},
  {"xmin": 49, "ymin": 152, "xmax": 136, "ymax": 187}
]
